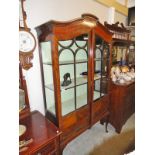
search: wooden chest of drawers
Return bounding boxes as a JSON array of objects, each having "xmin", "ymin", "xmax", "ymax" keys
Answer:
[{"xmin": 109, "ymin": 81, "xmax": 135, "ymax": 133}]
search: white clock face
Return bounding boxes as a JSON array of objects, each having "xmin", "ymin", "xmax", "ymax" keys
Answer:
[{"xmin": 19, "ymin": 30, "xmax": 35, "ymax": 52}]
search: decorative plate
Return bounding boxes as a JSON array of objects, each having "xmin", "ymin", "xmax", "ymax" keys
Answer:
[{"xmin": 19, "ymin": 125, "xmax": 26, "ymax": 137}]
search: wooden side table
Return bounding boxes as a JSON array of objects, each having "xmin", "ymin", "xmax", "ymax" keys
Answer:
[{"xmin": 19, "ymin": 111, "xmax": 61, "ymax": 155}]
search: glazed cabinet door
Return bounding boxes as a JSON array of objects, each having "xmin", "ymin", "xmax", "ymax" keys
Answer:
[
  {"xmin": 93, "ymin": 34, "xmax": 109, "ymax": 101},
  {"xmin": 57, "ymin": 33, "xmax": 91, "ymax": 144},
  {"xmin": 40, "ymin": 41, "xmax": 56, "ymax": 116},
  {"xmin": 58, "ymin": 34, "xmax": 89, "ymax": 116},
  {"xmin": 92, "ymin": 33, "xmax": 110, "ymax": 124}
]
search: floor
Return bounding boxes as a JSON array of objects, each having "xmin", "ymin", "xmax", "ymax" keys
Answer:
[{"xmin": 63, "ymin": 113, "xmax": 135, "ymax": 155}]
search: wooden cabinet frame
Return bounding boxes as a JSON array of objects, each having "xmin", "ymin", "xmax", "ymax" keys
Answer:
[{"xmin": 36, "ymin": 14, "xmax": 113, "ymax": 153}]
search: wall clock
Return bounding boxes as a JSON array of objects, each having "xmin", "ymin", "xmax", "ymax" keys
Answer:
[
  {"xmin": 19, "ymin": 29, "xmax": 36, "ymax": 53},
  {"xmin": 19, "ymin": 0, "xmax": 36, "ymax": 70}
]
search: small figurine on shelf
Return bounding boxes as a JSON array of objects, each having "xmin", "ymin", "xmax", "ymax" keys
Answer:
[{"xmin": 61, "ymin": 73, "xmax": 72, "ymax": 86}]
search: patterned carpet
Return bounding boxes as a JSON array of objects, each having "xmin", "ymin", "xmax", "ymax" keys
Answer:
[{"xmin": 63, "ymin": 114, "xmax": 135, "ymax": 155}]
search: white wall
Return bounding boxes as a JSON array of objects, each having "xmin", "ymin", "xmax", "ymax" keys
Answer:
[
  {"xmin": 23, "ymin": 0, "xmax": 127, "ymax": 115},
  {"xmin": 115, "ymin": 11, "xmax": 127, "ymax": 24},
  {"xmin": 25, "ymin": 0, "xmax": 109, "ymax": 27},
  {"xmin": 128, "ymin": 0, "xmax": 135, "ymax": 8}
]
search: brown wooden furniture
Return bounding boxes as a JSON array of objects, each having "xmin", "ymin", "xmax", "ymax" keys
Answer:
[
  {"xmin": 105, "ymin": 22, "xmax": 135, "ymax": 133},
  {"xmin": 19, "ymin": 63, "xmax": 31, "ymax": 120},
  {"xmin": 35, "ymin": 14, "xmax": 113, "ymax": 153},
  {"xmin": 109, "ymin": 81, "xmax": 135, "ymax": 133},
  {"xmin": 104, "ymin": 21, "xmax": 135, "ymax": 67},
  {"xmin": 19, "ymin": 110, "xmax": 61, "ymax": 155}
]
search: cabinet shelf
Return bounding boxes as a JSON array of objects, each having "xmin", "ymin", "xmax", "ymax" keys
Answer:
[
  {"xmin": 45, "ymin": 74, "xmax": 105, "ymax": 91},
  {"xmin": 43, "ymin": 58, "xmax": 101, "ymax": 66},
  {"xmin": 43, "ymin": 59, "xmax": 88, "ymax": 66},
  {"xmin": 94, "ymin": 58, "xmax": 102, "ymax": 61}
]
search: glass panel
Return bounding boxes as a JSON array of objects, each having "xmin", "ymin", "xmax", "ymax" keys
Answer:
[
  {"xmin": 59, "ymin": 64, "xmax": 74, "ymax": 90},
  {"xmin": 76, "ymin": 49, "xmax": 88, "ymax": 81},
  {"xmin": 112, "ymin": 47, "xmax": 117, "ymax": 65},
  {"xmin": 59, "ymin": 43, "xmax": 75, "ymax": 115},
  {"xmin": 101, "ymin": 77, "xmax": 108, "ymax": 95},
  {"xmin": 76, "ymin": 48, "xmax": 88, "ymax": 109},
  {"xmin": 40, "ymin": 42, "xmax": 56, "ymax": 115},
  {"xmin": 93, "ymin": 35, "xmax": 109, "ymax": 101},
  {"xmin": 76, "ymin": 63, "xmax": 88, "ymax": 85},
  {"xmin": 58, "ymin": 34, "xmax": 88, "ymax": 115},
  {"xmin": 59, "ymin": 40, "xmax": 73, "ymax": 48},
  {"xmin": 94, "ymin": 79, "xmax": 101, "ymax": 100},
  {"xmin": 19, "ymin": 89, "xmax": 25, "ymax": 111},
  {"xmin": 75, "ymin": 36, "xmax": 88, "ymax": 109},
  {"xmin": 43, "ymin": 65, "xmax": 53, "ymax": 88},
  {"xmin": 76, "ymin": 84, "xmax": 87, "ymax": 108},
  {"xmin": 112, "ymin": 47, "xmax": 127, "ymax": 65},
  {"xmin": 61, "ymin": 88, "xmax": 75, "ymax": 116},
  {"xmin": 95, "ymin": 48, "xmax": 101, "ymax": 59},
  {"xmin": 59, "ymin": 48, "xmax": 74, "ymax": 63},
  {"xmin": 128, "ymin": 45, "xmax": 135, "ymax": 66},
  {"xmin": 41, "ymin": 42, "xmax": 52, "ymax": 64},
  {"xmin": 101, "ymin": 47, "xmax": 108, "ymax": 95},
  {"xmin": 59, "ymin": 50, "xmax": 74, "ymax": 87},
  {"xmin": 45, "ymin": 88, "xmax": 55, "ymax": 115}
]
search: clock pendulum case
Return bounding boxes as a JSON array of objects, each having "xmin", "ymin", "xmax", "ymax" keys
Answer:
[{"xmin": 19, "ymin": 0, "xmax": 36, "ymax": 70}]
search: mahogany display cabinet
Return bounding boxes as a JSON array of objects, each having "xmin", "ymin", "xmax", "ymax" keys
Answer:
[{"xmin": 36, "ymin": 14, "xmax": 113, "ymax": 153}]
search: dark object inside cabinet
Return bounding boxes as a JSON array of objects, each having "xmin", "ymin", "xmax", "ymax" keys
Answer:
[
  {"xmin": 61, "ymin": 72, "xmax": 72, "ymax": 86},
  {"xmin": 36, "ymin": 14, "xmax": 113, "ymax": 153}
]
